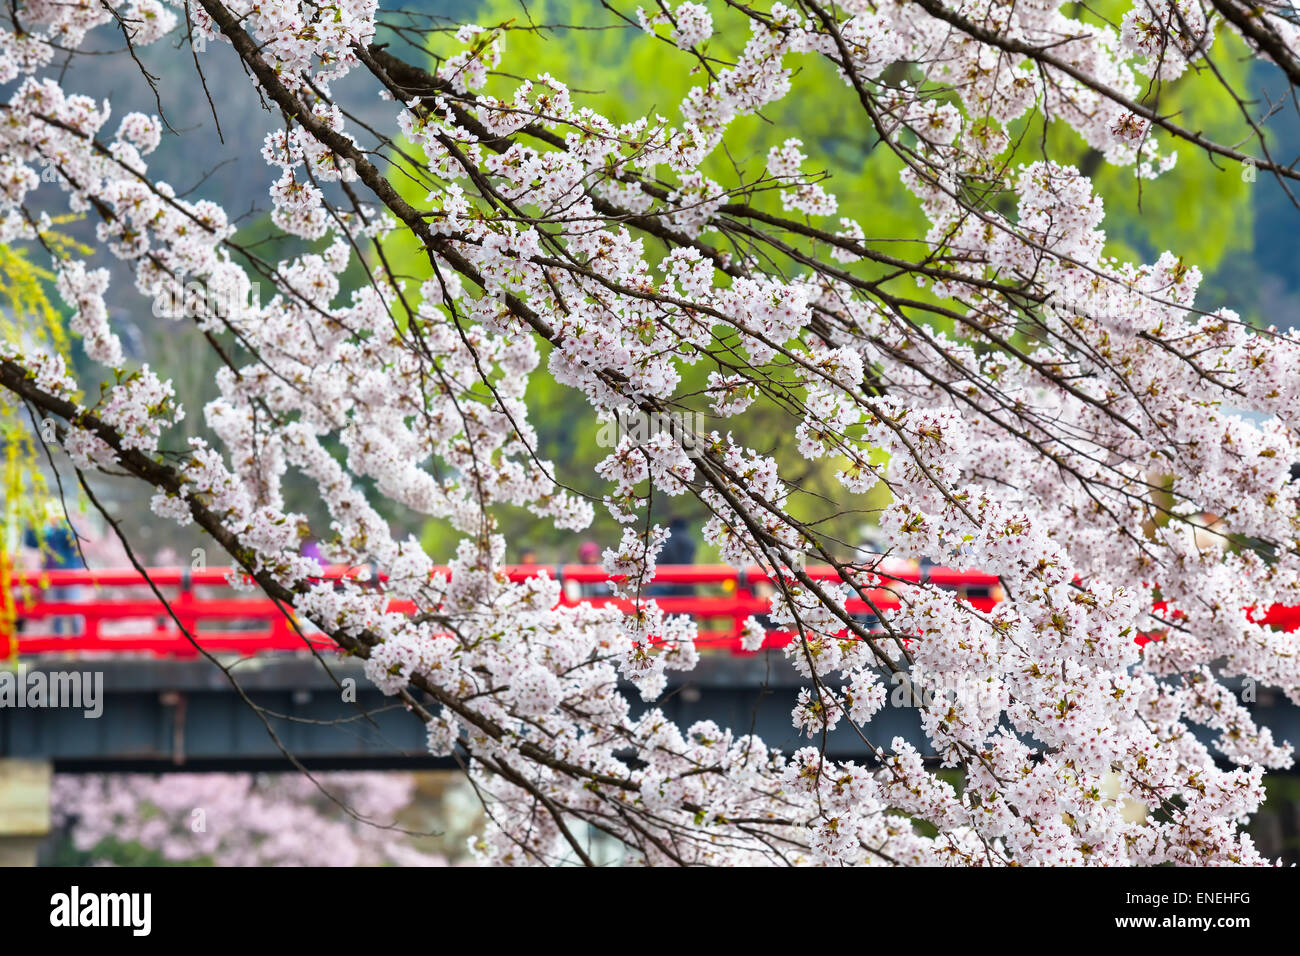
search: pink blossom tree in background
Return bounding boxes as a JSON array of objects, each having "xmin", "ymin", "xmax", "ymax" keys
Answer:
[
  {"xmin": 2, "ymin": 0, "xmax": 1300, "ymax": 865},
  {"xmin": 52, "ymin": 772, "xmax": 447, "ymax": 866}
]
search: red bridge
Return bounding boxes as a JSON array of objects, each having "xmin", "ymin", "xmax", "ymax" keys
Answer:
[
  {"xmin": 4, "ymin": 564, "xmax": 1300, "ymax": 782},
  {"xmin": 5, "ymin": 564, "xmax": 1298, "ymax": 659},
  {"xmin": 3, "ymin": 563, "xmax": 1003, "ymax": 658}
]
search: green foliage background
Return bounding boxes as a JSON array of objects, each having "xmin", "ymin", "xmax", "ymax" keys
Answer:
[
  {"xmin": 0, "ymin": 1, "xmax": 1269, "ymax": 565},
  {"xmin": 379, "ymin": 0, "xmax": 1258, "ymax": 561}
]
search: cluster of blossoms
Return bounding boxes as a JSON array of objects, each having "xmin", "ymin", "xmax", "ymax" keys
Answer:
[
  {"xmin": 52, "ymin": 772, "xmax": 445, "ymax": 866},
  {"xmin": 3, "ymin": 0, "xmax": 1300, "ymax": 865}
]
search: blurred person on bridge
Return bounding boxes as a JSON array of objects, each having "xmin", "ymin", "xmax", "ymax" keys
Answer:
[
  {"xmin": 20, "ymin": 501, "xmax": 86, "ymax": 635},
  {"xmin": 565, "ymin": 540, "xmax": 606, "ymax": 601},
  {"xmin": 300, "ymin": 537, "xmax": 325, "ymax": 569},
  {"xmin": 649, "ymin": 516, "xmax": 697, "ymax": 598}
]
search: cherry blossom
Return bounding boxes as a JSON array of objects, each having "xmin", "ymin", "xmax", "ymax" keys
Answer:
[{"xmin": 1, "ymin": 0, "xmax": 1298, "ymax": 867}]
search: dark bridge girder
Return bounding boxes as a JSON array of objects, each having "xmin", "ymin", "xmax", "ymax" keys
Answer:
[{"xmin": 2, "ymin": 655, "xmax": 1297, "ymax": 772}]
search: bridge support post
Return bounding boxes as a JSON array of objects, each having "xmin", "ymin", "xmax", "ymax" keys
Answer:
[{"xmin": 0, "ymin": 759, "xmax": 52, "ymax": 866}]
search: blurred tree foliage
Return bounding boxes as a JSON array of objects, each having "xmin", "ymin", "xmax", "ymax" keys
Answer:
[
  {"xmin": 1, "ymin": 1, "xmax": 1264, "ymax": 567},
  {"xmin": 379, "ymin": 0, "xmax": 1257, "ymax": 562},
  {"xmin": 0, "ymin": 225, "xmax": 88, "ymax": 628}
]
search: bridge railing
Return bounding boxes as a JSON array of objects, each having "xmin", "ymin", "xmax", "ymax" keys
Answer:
[
  {"xmin": 2, "ymin": 563, "xmax": 1003, "ymax": 658},
  {"xmin": 5, "ymin": 564, "xmax": 1299, "ymax": 660}
]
